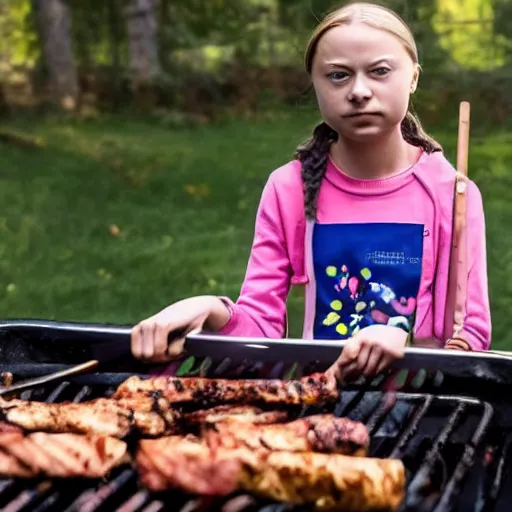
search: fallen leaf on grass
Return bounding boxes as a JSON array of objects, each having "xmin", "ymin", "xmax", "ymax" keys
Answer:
[{"xmin": 109, "ymin": 224, "xmax": 121, "ymax": 237}]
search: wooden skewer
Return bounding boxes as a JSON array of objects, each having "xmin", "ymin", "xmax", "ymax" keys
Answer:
[{"xmin": 445, "ymin": 101, "xmax": 471, "ymax": 344}]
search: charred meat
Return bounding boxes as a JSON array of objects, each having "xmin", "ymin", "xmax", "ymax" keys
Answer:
[{"xmin": 113, "ymin": 372, "xmax": 339, "ymax": 407}]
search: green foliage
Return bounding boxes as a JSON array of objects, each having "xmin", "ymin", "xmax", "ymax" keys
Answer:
[
  {"xmin": 0, "ymin": 0, "xmax": 39, "ymax": 70},
  {"xmin": 491, "ymin": 0, "xmax": 512, "ymax": 62},
  {"xmin": 70, "ymin": 0, "xmax": 126, "ymax": 67},
  {"xmin": 432, "ymin": 0, "xmax": 506, "ymax": 70}
]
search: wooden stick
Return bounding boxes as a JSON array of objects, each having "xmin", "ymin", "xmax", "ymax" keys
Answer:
[
  {"xmin": 456, "ymin": 101, "xmax": 471, "ymax": 176},
  {"xmin": 445, "ymin": 101, "xmax": 471, "ymax": 343}
]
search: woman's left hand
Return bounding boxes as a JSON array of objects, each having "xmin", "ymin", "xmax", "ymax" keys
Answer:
[{"xmin": 326, "ymin": 325, "xmax": 408, "ymax": 383}]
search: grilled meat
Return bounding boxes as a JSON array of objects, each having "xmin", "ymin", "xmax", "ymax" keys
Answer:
[
  {"xmin": 239, "ymin": 449, "xmax": 405, "ymax": 511},
  {"xmin": 184, "ymin": 405, "xmax": 290, "ymax": 427},
  {"xmin": 137, "ymin": 435, "xmax": 241, "ymax": 496},
  {"xmin": 0, "ymin": 395, "xmax": 179, "ymax": 438},
  {"xmin": 0, "ymin": 396, "xmax": 292, "ymax": 438},
  {"xmin": 205, "ymin": 414, "xmax": 369, "ymax": 456},
  {"xmin": 0, "ymin": 432, "xmax": 127, "ymax": 478},
  {"xmin": 136, "ymin": 435, "xmax": 405, "ymax": 511},
  {"xmin": 114, "ymin": 372, "xmax": 339, "ymax": 406}
]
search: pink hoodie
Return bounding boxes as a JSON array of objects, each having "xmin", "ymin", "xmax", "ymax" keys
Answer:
[{"xmin": 217, "ymin": 151, "xmax": 491, "ymax": 351}]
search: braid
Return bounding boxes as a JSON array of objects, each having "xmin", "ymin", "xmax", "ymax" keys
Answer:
[
  {"xmin": 296, "ymin": 112, "xmax": 439, "ymax": 220},
  {"xmin": 401, "ymin": 110, "xmax": 442, "ymax": 153},
  {"xmin": 296, "ymin": 122, "xmax": 337, "ymax": 220}
]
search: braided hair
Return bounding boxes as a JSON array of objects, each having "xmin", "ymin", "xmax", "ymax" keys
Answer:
[
  {"xmin": 296, "ymin": 122, "xmax": 337, "ymax": 220},
  {"xmin": 296, "ymin": 113, "xmax": 442, "ymax": 220}
]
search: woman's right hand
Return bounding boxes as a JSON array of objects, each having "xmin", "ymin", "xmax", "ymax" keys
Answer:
[{"xmin": 131, "ymin": 296, "xmax": 230, "ymax": 363}]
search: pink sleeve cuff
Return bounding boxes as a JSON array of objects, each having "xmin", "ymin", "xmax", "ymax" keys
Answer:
[{"xmin": 216, "ymin": 296, "xmax": 240, "ymax": 335}]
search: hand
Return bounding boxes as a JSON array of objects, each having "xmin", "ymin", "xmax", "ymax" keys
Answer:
[
  {"xmin": 326, "ymin": 325, "xmax": 408, "ymax": 383},
  {"xmin": 131, "ymin": 296, "xmax": 228, "ymax": 363},
  {"xmin": 445, "ymin": 338, "xmax": 470, "ymax": 351}
]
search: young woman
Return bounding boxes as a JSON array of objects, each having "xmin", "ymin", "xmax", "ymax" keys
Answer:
[{"xmin": 130, "ymin": 2, "xmax": 491, "ymax": 381}]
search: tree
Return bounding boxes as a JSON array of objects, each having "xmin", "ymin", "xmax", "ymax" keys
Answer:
[
  {"xmin": 32, "ymin": 0, "xmax": 78, "ymax": 110},
  {"xmin": 124, "ymin": 0, "xmax": 161, "ymax": 87}
]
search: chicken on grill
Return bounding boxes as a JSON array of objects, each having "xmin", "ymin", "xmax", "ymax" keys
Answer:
[
  {"xmin": 0, "ymin": 432, "xmax": 127, "ymax": 478},
  {"xmin": 113, "ymin": 372, "xmax": 339, "ymax": 406},
  {"xmin": 205, "ymin": 414, "xmax": 369, "ymax": 456},
  {"xmin": 239, "ymin": 449, "xmax": 405, "ymax": 511},
  {"xmin": 0, "ymin": 395, "xmax": 179, "ymax": 438},
  {"xmin": 136, "ymin": 435, "xmax": 405, "ymax": 511}
]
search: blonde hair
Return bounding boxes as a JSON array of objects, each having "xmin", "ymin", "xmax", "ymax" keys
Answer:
[
  {"xmin": 305, "ymin": 2, "xmax": 419, "ymax": 73},
  {"xmin": 297, "ymin": 2, "xmax": 442, "ymax": 219}
]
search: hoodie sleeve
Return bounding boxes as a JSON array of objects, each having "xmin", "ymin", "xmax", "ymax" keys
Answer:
[
  {"xmin": 216, "ymin": 177, "xmax": 293, "ymax": 339},
  {"xmin": 449, "ymin": 180, "xmax": 491, "ymax": 351}
]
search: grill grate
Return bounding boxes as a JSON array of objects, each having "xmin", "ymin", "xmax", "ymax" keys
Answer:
[{"xmin": 0, "ymin": 369, "xmax": 509, "ymax": 512}]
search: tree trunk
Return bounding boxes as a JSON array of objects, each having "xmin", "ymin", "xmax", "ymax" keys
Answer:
[
  {"xmin": 32, "ymin": 0, "xmax": 79, "ymax": 111},
  {"xmin": 108, "ymin": 0, "xmax": 124, "ymax": 109},
  {"xmin": 124, "ymin": 0, "xmax": 161, "ymax": 87}
]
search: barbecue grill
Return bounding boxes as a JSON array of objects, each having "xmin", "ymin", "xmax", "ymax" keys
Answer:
[{"xmin": 0, "ymin": 320, "xmax": 512, "ymax": 512}]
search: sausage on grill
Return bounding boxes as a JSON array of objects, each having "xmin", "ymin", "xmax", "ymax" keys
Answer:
[
  {"xmin": 113, "ymin": 372, "xmax": 339, "ymax": 407},
  {"xmin": 205, "ymin": 414, "xmax": 369, "ymax": 456}
]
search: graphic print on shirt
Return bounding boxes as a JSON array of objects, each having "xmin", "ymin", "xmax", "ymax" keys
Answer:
[{"xmin": 312, "ymin": 223, "xmax": 424, "ymax": 340}]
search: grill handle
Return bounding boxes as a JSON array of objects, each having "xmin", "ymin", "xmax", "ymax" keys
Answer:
[{"xmin": 0, "ymin": 319, "xmax": 185, "ymax": 364}]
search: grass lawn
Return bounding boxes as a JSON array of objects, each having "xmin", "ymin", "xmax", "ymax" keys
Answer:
[{"xmin": 0, "ymin": 107, "xmax": 511, "ymax": 350}]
